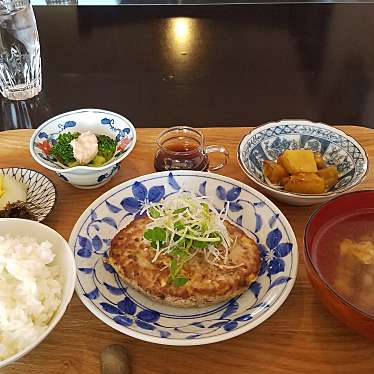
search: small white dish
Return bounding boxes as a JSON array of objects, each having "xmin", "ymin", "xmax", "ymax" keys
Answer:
[
  {"xmin": 0, "ymin": 167, "xmax": 56, "ymax": 222},
  {"xmin": 238, "ymin": 119, "xmax": 368, "ymax": 206},
  {"xmin": 0, "ymin": 218, "xmax": 75, "ymax": 368},
  {"xmin": 29, "ymin": 109, "xmax": 136, "ymax": 189}
]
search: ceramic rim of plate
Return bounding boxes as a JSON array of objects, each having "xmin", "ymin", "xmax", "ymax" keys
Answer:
[{"xmin": 69, "ymin": 170, "xmax": 298, "ymax": 346}]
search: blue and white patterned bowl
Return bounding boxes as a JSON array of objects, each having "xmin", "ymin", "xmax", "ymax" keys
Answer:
[
  {"xmin": 0, "ymin": 167, "xmax": 56, "ymax": 222},
  {"xmin": 29, "ymin": 109, "xmax": 136, "ymax": 189},
  {"xmin": 69, "ymin": 171, "xmax": 298, "ymax": 345},
  {"xmin": 238, "ymin": 120, "xmax": 368, "ymax": 206}
]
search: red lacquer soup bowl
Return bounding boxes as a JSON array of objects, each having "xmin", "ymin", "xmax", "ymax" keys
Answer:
[{"xmin": 304, "ymin": 190, "xmax": 374, "ymax": 339}]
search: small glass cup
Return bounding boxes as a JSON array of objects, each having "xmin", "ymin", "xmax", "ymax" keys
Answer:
[{"xmin": 154, "ymin": 126, "xmax": 229, "ymax": 172}]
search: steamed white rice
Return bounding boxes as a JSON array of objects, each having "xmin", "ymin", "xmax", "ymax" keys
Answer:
[{"xmin": 0, "ymin": 235, "xmax": 62, "ymax": 361}]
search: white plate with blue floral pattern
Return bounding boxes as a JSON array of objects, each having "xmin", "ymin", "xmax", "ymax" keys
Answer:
[{"xmin": 69, "ymin": 171, "xmax": 298, "ymax": 345}]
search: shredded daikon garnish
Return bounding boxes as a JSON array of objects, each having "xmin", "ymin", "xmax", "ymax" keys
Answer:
[{"xmin": 143, "ymin": 191, "xmax": 238, "ymax": 287}]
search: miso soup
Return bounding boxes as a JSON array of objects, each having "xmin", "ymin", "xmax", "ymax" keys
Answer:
[{"xmin": 312, "ymin": 211, "xmax": 374, "ymax": 316}]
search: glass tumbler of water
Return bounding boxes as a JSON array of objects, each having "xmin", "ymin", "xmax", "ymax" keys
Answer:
[{"xmin": 0, "ymin": 0, "xmax": 41, "ymax": 100}]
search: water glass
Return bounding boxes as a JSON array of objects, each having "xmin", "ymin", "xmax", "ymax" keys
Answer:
[
  {"xmin": 1, "ymin": 92, "xmax": 51, "ymax": 130},
  {"xmin": 0, "ymin": 0, "xmax": 41, "ymax": 100}
]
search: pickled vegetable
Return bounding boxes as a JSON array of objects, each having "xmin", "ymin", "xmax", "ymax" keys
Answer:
[
  {"xmin": 281, "ymin": 150, "xmax": 318, "ymax": 174},
  {"xmin": 263, "ymin": 160, "xmax": 289, "ymax": 184},
  {"xmin": 314, "ymin": 152, "xmax": 327, "ymax": 169},
  {"xmin": 317, "ymin": 165, "xmax": 338, "ymax": 191},
  {"xmin": 262, "ymin": 149, "xmax": 338, "ymax": 194},
  {"xmin": 280, "ymin": 176, "xmax": 290, "ymax": 186},
  {"xmin": 284, "ymin": 172, "xmax": 325, "ymax": 194},
  {"xmin": 277, "ymin": 154, "xmax": 286, "ymax": 168}
]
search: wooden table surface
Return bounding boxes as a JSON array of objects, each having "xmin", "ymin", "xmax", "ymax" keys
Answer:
[{"xmin": 1, "ymin": 127, "xmax": 374, "ymax": 374}]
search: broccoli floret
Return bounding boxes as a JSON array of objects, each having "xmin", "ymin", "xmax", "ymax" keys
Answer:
[
  {"xmin": 90, "ymin": 155, "xmax": 106, "ymax": 166},
  {"xmin": 97, "ymin": 135, "xmax": 116, "ymax": 161},
  {"xmin": 50, "ymin": 132, "xmax": 80, "ymax": 166}
]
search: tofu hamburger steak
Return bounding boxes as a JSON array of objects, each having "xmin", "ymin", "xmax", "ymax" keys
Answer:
[{"xmin": 108, "ymin": 192, "xmax": 260, "ymax": 307}]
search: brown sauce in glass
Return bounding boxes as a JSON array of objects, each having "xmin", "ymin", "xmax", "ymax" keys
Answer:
[{"xmin": 154, "ymin": 138, "xmax": 209, "ymax": 171}]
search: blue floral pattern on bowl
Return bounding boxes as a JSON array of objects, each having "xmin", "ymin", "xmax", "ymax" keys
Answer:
[
  {"xmin": 238, "ymin": 120, "xmax": 368, "ymax": 195},
  {"xmin": 97, "ymin": 164, "xmax": 120, "ymax": 183},
  {"xmin": 31, "ymin": 109, "xmax": 135, "ymax": 170},
  {"xmin": 30, "ymin": 109, "xmax": 136, "ymax": 188},
  {"xmin": 69, "ymin": 171, "xmax": 298, "ymax": 345}
]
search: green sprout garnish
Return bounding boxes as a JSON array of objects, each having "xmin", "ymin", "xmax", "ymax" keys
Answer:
[{"xmin": 143, "ymin": 192, "xmax": 233, "ymax": 287}]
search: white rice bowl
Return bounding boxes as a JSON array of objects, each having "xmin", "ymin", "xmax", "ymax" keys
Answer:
[{"xmin": 0, "ymin": 219, "xmax": 75, "ymax": 368}]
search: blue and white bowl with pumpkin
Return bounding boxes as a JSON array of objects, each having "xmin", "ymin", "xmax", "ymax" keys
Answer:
[
  {"xmin": 30, "ymin": 109, "xmax": 136, "ymax": 189},
  {"xmin": 238, "ymin": 119, "xmax": 368, "ymax": 206}
]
